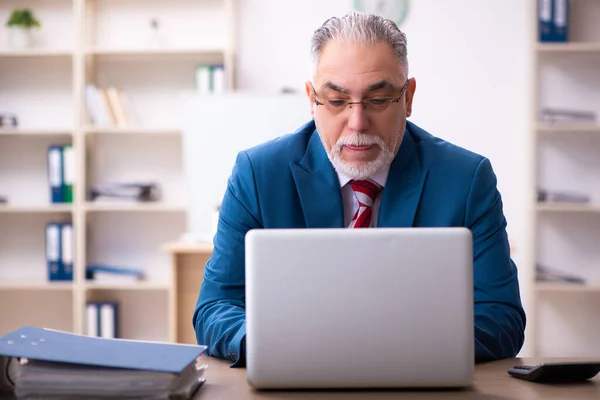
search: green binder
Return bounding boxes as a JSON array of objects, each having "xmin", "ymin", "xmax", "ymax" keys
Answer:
[{"xmin": 62, "ymin": 144, "xmax": 74, "ymax": 203}]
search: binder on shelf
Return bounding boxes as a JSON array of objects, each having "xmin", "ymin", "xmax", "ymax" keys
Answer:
[
  {"xmin": 195, "ymin": 65, "xmax": 211, "ymax": 94},
  {"xmin": 0, "ymin": 326, "xmax": 207, "ymax": 399},
  {"xmin": 62, "ymin": 144, "xmax": 74, "ymax": 203},
  {"xmin": 45, "ymin": 223, "xmax": 62, "ymax": 281},
  {"xmin": 538, "ymin": 0, "xmax": 554, "ymax": 42},
  {"xmin": 100, "ymin": 302, "xmax": 118, "ymax": 339},
  {"xmin": 60, "ymin": 222, "xmax": 74, "ymax": 281},
  {"xmin": 553, "ymin": 0, "xmax": 569, "ymax": 42},
  {"xmin": 211, "ymin": 65, "xmax": 226, "ymax": 94},
  {"xmin": 86, "ymin": 302, "xmax": 100, "ymax": 337},
  {"xmin": 47, "ymin": 145, "xmax": 64, "ymax": 203},
  {"xmin": 86, "ymin": 302, "xmax": 118, "ymax": 338}
]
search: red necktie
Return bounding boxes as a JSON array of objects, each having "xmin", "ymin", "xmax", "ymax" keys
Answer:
[{"xmin": 349, "ymin": 180, "xmax": 382, "ymax": 228}]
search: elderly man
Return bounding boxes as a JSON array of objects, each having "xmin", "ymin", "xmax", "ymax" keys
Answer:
[{"xmin": 193, "ymin": 11, "xmax": 526, "ymax": 367}]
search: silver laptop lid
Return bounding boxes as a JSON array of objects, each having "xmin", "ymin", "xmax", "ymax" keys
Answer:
[{"xmin": 245, "ymin": 228, "xmax": 474, "ymax": 389}]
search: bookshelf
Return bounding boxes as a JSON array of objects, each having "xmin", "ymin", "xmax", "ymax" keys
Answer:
[
  {"xmin": 0, "ymin": 0, "xmax": 236, "ymax": 342},
  {"xmin": 531, "ymin": 0, "xmax": 600, "ymax": 357}
]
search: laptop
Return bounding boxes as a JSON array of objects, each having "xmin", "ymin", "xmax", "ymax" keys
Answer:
[{"xmin": 245, "ymin": 227, "xmax": 474, "ymax": 389}]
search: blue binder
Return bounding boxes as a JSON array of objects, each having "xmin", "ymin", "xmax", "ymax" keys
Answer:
[
  {"xmin": 553, "ymin": 0, "xmax": 569, "ymax": 42},
  {"xmin": 45, "ymin": 223, "xmax": 62, "ymax": 281},
  {"xmin": 538, "ymin": 0, "xmax": 554, "ymax": 42},
  {"xmin": 47, "ymin": 145, "xmax": 64, "ymax": 203},
  {"xmin": 60, "ymin": 222, "xmax": 74, "ymax": 281},
  {"xmin": 0, "ymin": 326, "xmax": 207, "ymax": 374}
]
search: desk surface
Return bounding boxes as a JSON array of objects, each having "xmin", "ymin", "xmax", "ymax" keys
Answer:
[{"xmin": 194, "ymin": 357, "xmax": 600, "ymax": 399}]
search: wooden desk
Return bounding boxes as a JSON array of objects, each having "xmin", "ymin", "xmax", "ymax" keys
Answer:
[
  {"xmin": 162, "ymin": 241, "xmax": 213, "ymax": 344},
  {"xmin": 194, "ymin": 357, "xmax": 600, "ymax": 399}
]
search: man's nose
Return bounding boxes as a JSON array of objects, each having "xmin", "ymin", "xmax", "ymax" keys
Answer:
[{"xmin": 346, "ymin": 103, "xmax": 369, "ymax": 133}]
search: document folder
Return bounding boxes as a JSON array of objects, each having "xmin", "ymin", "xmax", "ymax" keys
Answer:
[
  {"xmin": 47, "ymin": 145, "xmax": 64, "ymax": 203},
  {"xmin": 45, "ymin": 223, "xmax": 62, "ymax": 281},
  {"xmin": 0, "ymin": 326, "xmax": 205, "ymax": 374},
  {"xmin": 0, "ymin": 326, "xmax": 207, "ymax": 399}
]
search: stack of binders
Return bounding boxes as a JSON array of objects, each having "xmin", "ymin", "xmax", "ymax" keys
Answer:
[
  {"xmin": 46, "ymin": 222, "xmax": 74, "ymax": 281},
  {"xmin": 86, "ymin": 302, "xmax": 119, "ymax": 339},
  {"xmin": 195, "ymin": 64, "xmax": 226, "ymax": 94},
  {"xmin": 89, "ymin": 182, "xmax": 160, "ymax": 203},
  {"xmin": 538, "ymin": 0, "xmax": 569, "ymax": 43},
  {"xmin": 0, "ymin": 326, "xmax": 207, "ymax": 399}
]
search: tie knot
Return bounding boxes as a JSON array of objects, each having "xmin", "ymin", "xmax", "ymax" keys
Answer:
[{"xmin": 349, "ymin": 179, "xmax": 382, "ymax": 207}]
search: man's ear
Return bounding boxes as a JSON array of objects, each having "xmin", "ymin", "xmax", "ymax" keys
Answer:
[
  {"xmin": 305, "ymin": 81, "xmax": 315, "ymax": 118},
  {"xmin": 405, "ymin": 78, "xmax": 416, "ymax": 118}
]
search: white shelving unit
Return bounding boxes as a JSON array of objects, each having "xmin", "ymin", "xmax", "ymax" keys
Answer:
[
  {"xmin": 0, "ymin": 0, "xmax": 236, "ymax": 342},
  {"xmin": 531, "ymin": 0, "xmax": 600, "ymax": 357}
]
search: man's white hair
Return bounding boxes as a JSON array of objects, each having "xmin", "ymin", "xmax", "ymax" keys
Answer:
[{"xmin": 310, "ymin": 11, "xmax": 409, "ymax": 77}]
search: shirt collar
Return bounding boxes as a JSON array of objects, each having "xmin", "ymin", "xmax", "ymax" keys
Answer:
[{"xmin": 336, "ymin": 165, "xmax": 390, "ymax": 189}]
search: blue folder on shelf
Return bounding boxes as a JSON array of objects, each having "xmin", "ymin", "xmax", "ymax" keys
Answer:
[
  {"xmin": 45, "ymin": 223, "xmax": 62, "ymax": 281},
  {"xmin": 553, "ymin": 0, "xmax": 569, "ymax": 42},
  {"xmin": 47, "ymin": 145, "xmax": 65, "ymax": 203}
]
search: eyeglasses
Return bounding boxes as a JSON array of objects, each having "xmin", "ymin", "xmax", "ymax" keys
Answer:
[{"xmin": 311, "ymin": 79, "xmax": 410, "ymax": 115}]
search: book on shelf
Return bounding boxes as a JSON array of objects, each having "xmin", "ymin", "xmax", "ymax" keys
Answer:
[
  {"xmin": 89, "ymin": 181, "xmax": 161, "ymax": 203},
  {"xmin": 85, "ymin": 84, "xmax": 141, "ymax": 128},
  {"xmin": 536, "ymin": 264, "xmax": 585, "ymax": 284},
  {"xmin": 537, "ymin": 189, "xmax": 591, "ymax": 204},
  {"xmin": 0, "ymin": 326, "xmax": 207, "ymax": 399},
  {"xmin": 540, "ymin": 108, "xmax": 597, "ymax": 124}
]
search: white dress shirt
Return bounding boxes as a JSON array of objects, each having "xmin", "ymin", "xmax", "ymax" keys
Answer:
[{"xmin": 337, "ymin": 167, "xmax": 390, "ymax": 228}]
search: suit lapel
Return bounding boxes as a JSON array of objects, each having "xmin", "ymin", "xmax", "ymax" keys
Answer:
[
  {"xmin": 378, "ymin": 129, "xmax": 429, "ymax": 228},
  {"xmin": 290, "ymin": 131, "xmax": 344, "ymax": 228}
]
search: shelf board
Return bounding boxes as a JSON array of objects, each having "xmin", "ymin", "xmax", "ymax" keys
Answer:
[
  {"xmin": 85, "ymin": 47, "xmax": 225, "ymax": 58},
  {"xmin": 84, "ymin": 127, "xmax": 181, "ymax": 136},
  {"xmin": 537, "ymin": 124, "xmax": 600, "ymax": 134},
  {"xmin": 162, "ymin": 241, "xmax": 213, "ymax": 254},
  {"xmin": 0, "ymin": 128, "xmax": 73, "ymax": 137},
  {"xmin": 0, "ymin": 281, "xmax": 73, "ymax": 291},
  {"xmin": 0, "ymin": 204, "xmax": 73, "ymax": 214},
  {"xmin": 85, "ymin": 203, "xmax": 186, "ymax": 212},
  {"xmin": 84, "ymin": 282, "xmax": 170, "ymax": 291},
  {"xmin": 536, "ymin": 203, "xmax": 600, "ymax": 213},
  {"xmin": 537, "ymin": 42, "xmax": 600, "ymax": 53},
  {"xmin": 0, "ymin": 49, "xmax": 73, "ymax": 58},
  {"xmin": 536, "ymin": 282, "xmax": 600, "ymax": 293}
]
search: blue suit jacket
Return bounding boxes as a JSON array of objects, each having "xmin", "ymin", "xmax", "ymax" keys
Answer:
[{"xmin": 193, "ymin": 120, "xmax": 526, "ymax": 366}]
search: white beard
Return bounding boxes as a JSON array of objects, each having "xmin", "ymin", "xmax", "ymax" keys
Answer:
[{"xmin": 326, "ymin": 132, "xmax": 398, "ymax": 180}]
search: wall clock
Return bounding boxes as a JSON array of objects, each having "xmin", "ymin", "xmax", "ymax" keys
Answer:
[{"xmin": 354, "ymin": 0, "xmax": 410, "ymax": 26}]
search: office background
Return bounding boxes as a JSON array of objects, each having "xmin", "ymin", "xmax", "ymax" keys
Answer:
[{"xmin": 0, "ymin": 0, "xmax": 598, "ymax": 359}]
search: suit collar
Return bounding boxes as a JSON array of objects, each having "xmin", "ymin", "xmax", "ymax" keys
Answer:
[
  {"xmin": 290, "ymin": 128, "xmax": 344, "ymax": 228},
  {"xmin": 378, "ymin": 123, "xmax": 429, "ymax": 227}
]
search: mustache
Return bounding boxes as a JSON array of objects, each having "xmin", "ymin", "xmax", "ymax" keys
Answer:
[{"xmin": 335, "ymin": 134, "xmax": 384, "ymax": 148}]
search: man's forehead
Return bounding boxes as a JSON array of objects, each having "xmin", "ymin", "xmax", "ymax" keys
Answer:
[{"xmin": 314, "ymin": 41, "xmax": 406, "ymax": 90}]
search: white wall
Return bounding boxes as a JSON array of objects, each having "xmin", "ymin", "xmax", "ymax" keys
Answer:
[{"xmin": 236, "ymin": 0, "xmax": 535, "ymax": 356}]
